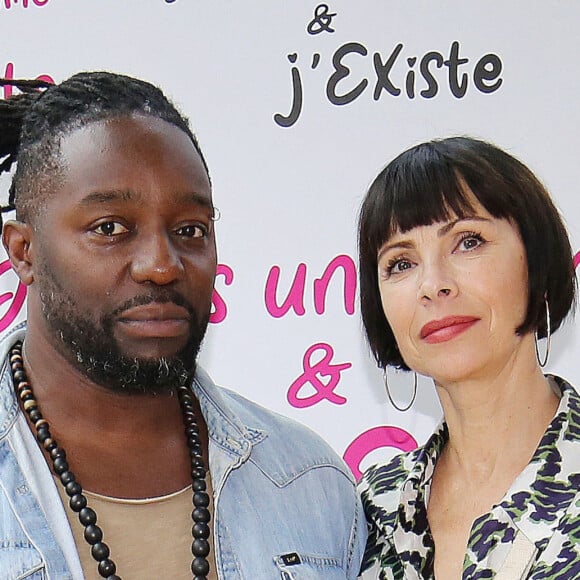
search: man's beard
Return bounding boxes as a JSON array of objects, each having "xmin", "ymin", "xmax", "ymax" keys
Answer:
[{"xmin": 37, "ymin": 270, "xmax": 210, "ymax": 395}]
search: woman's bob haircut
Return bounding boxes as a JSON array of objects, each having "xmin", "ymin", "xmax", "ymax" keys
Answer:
[{"xmin": 358, "ymin": 136, "xmax": 577, "ymax": 371}]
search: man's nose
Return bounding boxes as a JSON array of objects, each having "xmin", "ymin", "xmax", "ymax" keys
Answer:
[{"xmin": 129, "ymin": 231, "xmax": 184, "ymax": 286}]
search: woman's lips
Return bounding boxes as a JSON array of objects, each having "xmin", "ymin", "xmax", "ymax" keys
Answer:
[
  {"xmin": 117, "ymin": 303, "xmax": 190, "ymax": 338},
  {"xmin": 420, "ymin": 316, "xmax": 480, "ymax": 344}
]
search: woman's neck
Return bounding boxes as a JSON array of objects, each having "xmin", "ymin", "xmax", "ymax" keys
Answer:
[{"xmin": 435, "ymin": 353, "xmax": 559, "ymax": 482}]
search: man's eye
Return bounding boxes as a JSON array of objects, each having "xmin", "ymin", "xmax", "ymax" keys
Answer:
[
  {"xmin": 94, "ymin": 222, "xmax": 128, "ymax": 236},
  {"xmin": 176, "ymin": 224, "xmax": 207, "ymax": 238}
]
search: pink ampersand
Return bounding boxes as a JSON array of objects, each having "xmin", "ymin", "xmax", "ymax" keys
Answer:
[
  {"xmin": 287, "ymin": 342, "xmax": 351, "ymax": 408},
  {"xmin": 343, "ymin": 426, "xmax": 418, "ymax": 481},
  {"xmin": 0, "ymin": 259, "xmax": 27, "ymax": 333}
]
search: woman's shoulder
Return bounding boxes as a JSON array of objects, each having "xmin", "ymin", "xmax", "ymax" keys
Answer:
[
  {"xmin": 357, "ymin": 445, "xmax": 426, "ymax": 530},
  {"xmin": 359, "ymin": 447, "xmax": 421, "ymax": 496},
  {"xmin": 358, "ymin": 422, "xmax": 446, "ymax": 527}
]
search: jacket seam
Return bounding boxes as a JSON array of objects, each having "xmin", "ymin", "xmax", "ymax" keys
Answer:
[{"xmin": 345, "ymin": 479, "xmax": 361, "ymax": 577}]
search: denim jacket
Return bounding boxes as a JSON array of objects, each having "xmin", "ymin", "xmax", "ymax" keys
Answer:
[{"xmin": 0, "ymin": 324, "xmax": 366, "ymax": 579}]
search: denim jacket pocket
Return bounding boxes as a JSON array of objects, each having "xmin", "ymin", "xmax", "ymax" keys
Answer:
[
  {"xmin": 0, "ymin": 542, "xmax": 46, "ymax": 580},
  {"xmin": 274, "ymin": 552, "xmax": 346, "ymax": 579}
]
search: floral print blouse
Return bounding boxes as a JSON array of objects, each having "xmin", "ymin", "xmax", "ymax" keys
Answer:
[{"xmin": 358, "ymin": 376, "xmax": 580, "ymax": 579}]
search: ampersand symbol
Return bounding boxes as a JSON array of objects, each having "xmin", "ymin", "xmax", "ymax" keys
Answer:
[
  {"xmin": 307, "ymin": 3, "xmax": 336, "ymax": 35},
  {"xmin": 287, "ymin": 342, "xmax": 351, "ymax": 408}
]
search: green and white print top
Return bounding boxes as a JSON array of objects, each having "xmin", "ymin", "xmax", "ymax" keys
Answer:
[{"xmin": 358, "ymin": 376, "xmax": 580, "ymax": 579}]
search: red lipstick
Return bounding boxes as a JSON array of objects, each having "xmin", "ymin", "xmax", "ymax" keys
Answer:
[{"xmin": 420, "ymin": 316, "xmax": 479, "ymax": 344}]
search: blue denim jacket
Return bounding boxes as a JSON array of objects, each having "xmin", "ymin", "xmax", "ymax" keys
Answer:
[{"xmin": 0, "ymin": 324, "xmax": 366, "ymax": 579}]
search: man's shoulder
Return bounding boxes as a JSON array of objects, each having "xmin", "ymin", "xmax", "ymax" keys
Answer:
[
  {"xmin": 221, "ymin": 383, "xmax": 349, "ymax": 468},
  {"xmin": 194, "ymin": 368, "xmax": 355, "ymax": 483}
]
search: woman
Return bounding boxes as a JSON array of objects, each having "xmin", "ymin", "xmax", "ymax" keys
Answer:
[{"xmin": 357, "ymin": 137, "xmax": 579, "ymax": 579}]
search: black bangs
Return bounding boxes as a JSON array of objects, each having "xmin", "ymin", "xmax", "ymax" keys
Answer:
[{"xmin": 362, "ymin": 142, "xmax": 478, "ymax": 255}]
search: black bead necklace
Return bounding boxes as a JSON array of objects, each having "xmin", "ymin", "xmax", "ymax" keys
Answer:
[{"xmin": 9, "ymin": 341, "xmax": 212, "ymax": 580}]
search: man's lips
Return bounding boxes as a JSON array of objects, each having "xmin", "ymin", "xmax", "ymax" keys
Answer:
[
  {"xmin": 117, "ymin": 303, "xmax": 190, "ymax": 322},
  {"xmin": 116, "ymin": 303, "xmax": 190, "ymax": 338},
  {"xmin": 420, "ymin": 316, "xmax": 480, "ymax": 343}
]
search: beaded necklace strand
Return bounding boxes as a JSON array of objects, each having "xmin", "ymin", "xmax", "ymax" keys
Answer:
[{"xmin": 10, "ymin": 341, "xmax": 212, "ymax": 579}]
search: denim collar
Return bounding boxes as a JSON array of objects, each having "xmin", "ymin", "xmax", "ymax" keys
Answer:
[{"xmin": 0, "ymin": 322, "xmax": 268, "ymax": 455}]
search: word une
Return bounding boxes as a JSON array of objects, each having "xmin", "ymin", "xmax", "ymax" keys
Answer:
[{"xmin": 275, "ymin": 40, "xmax": 503, "ymax": 127}]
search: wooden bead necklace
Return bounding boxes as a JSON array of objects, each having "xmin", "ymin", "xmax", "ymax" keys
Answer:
[{"xmin": 9, "ymin": 341, "xmax": 212, "ymax": 579}]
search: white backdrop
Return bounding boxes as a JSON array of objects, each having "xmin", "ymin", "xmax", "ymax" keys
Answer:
[{"xmin": 0, "ymin": 0, "xmax": 578, "ymax": 479}]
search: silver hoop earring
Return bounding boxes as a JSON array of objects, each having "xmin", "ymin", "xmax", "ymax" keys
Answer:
[
  {"xmin": 383, "ymin": 368, "xmax": 417, "ymax": 412},
  {"xmin": 534, "ymin": 297, "xmax": 551, "ymax": 368}
]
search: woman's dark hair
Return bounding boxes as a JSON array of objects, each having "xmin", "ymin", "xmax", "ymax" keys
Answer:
[
  {"xmin": 0, "ymin": 71, "xmax": 209, "ymax": 225},
  {"xmin": 358, "ymin": 136, "xmax": 577, "ymax": 370}
]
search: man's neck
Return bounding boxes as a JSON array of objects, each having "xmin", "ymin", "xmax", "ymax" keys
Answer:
[{"xmin": 17, "ymin": 319, "xmax": 208, "ymax": 498}]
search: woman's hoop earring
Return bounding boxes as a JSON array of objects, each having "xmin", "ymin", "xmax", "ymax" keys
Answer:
[
  {"xmin": 383, "ymin": 368, "xmax": 417, "ymax": 412},
  {"xmin": 534, "ymin": 297, "xmax": 551, "ymax": 368}
]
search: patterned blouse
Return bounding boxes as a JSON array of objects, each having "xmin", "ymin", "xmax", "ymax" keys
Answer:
[{"xmin": 358, "ymin": 376, "xmax": 580, "ymax": 579}]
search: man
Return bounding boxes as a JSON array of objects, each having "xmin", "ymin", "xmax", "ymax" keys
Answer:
[{"xmin": 0, "ymin": 72, "xmax": 365, "ymax": 579}]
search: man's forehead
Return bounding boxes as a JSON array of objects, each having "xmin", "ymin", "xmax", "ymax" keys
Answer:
[
  {"xmin": 52, "ymin": 115, "xmax": 211, "ymax": 205},
  {"xmin": 58, "ymin": 114, "xmax": 199, "ymax": 157}
]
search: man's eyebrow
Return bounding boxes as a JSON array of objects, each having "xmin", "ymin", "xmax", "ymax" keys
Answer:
[
  {"xmin": 78, "ymin": 190, "xmax": 136, "ymax": 205},
  {"xmin": 174, "ymin": 191, "xmax": 213, "ymax": 209},
  {"xmin": 78, "ymin": 190, "xmax": 213, "ymax": 209}
]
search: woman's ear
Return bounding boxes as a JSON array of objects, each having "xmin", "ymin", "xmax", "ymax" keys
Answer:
[{"xmin": 2, "ymin": 220, "xmax": 35, "ymax": 286}]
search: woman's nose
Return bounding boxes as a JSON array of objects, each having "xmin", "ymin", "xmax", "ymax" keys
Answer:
[{"xmin": 417, "ymin": 262, "xmax": 458, "ymax": 303}]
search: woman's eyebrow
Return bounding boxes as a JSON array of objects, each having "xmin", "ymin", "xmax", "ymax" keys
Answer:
[
  {"xmin": 437, "ymin": 216, "xmax": 491, "ymax": 237},
  {"xmin": 377, "ymin": 216, "xmax": 493, "ymax": 261},
  {"xmin": 377, "ymin": 240, "xmax": 414, "ymax": 262}
]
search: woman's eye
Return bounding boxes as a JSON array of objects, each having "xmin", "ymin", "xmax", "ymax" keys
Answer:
[
  {"xmin": 94, "ymin": 221, "xmax": 128, "ymax": 236},
  {"xmin": 391, "ymin": 259, "xmax": 413, "ymax": 273},
  {"xmin": 176, "ymin": 224, "xmax": 207, "ymax": 238},
  {"xmin": 457, "ymin": 233, "xmax": 485, "ymax": 252},
  {"xmin": 384, "ymin": 258, "xmax": 414, "ymax": 277}
]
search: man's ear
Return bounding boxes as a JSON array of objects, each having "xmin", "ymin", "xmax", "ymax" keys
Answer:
[{"xmin": 2, "ymin": 219, "xmax": 35, "ymax": 286}]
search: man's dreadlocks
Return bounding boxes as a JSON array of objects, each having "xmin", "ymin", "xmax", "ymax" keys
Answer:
[{"xmin": 0, "ymin": 71, "xmax": 209, "ymax": 226}]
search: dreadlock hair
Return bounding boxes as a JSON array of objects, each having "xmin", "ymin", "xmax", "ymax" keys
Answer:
[{"xmin": 0, "ymin": 71, "xmax": 210, "ymax": 227}]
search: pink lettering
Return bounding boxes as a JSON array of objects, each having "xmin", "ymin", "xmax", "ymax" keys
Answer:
[
  {"xmin": 2, "ymin": 63, "xmax": 54, "ymax": 99},
  {"xmin": 264, "ymin": 263, "xmax": 307, "ymax": 318},
  {"xmin": 287, "ymin": 342, "xmax": 351, "ymax": 408},
  {"xmin": 313, "ymin": 254, "xmax": 356, "ymax": 315},
  {"xmin": 209, "ymin": 264, "xmax": 234, "ymax": 324},
  {"xmin": 35, "ymin": 73, "xmax": 54, "ymax": 84},
  {"xmin": 264, "ymin": 254, "xmax": 357, "ymax": 319},
  {"xmin": 2, "ymin": 63, "xmax": 13, "ymax": 99},
  {"xmin": 0, "ymin": 259, "xmax": 27, "ymax": 333},
  {"xmin": 3, "ymin": 0, "xmax": 49, "ymax": 8},
  {"xmin": 343, "ymin": 426, "xmax": 418, "ymax": 481},
  {"xmin": 574, "ymin": 251, "xmax": 580, "ymax": 269}
]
